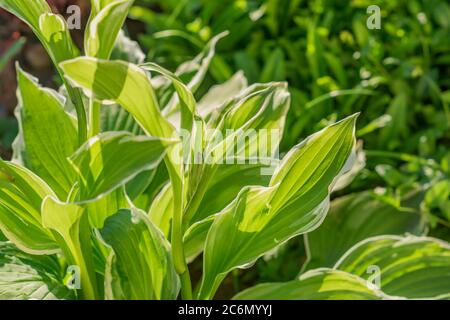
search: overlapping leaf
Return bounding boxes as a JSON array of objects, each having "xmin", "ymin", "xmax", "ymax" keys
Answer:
[
  {"xmin": 85, "ymin": 0, "xmax": 134, "ymax": 59},
  {"xmin": 0, "ymin": 0, "xmax": 78, "ymax": 65},
  {"xmin": 68, "ymin": 132, "xmax": 175, "ymax": 200},
  {"xmin": 197, "ymin": 115, "xmax": 357, "ymax": 299},
  {"xmin": 60, "ymin": 58, "xmax": 175, "ymax": 139},
  {"xmin": 335, "ymin": 236, "xmax": 450, "ymax": 299},
  {"xmin": 41, "ymin": 197, "xmax": 98, "ymax": 300},
  {"xmin": 99, "ymin": 208, "xmax": 179, "ymax": 300},
  {"xmin": 303, "ymin": 191, "xmax": 426, "ymax": 270},
  {"xmin": 0, "ymin": 242, "xmax": 74, "ymax": 300},
  {"xmin": 233, "ymin": 268, "xmax": 385, "ymax": 300},
  {"xmin": 0, "ymin": 161, "xmax": 58, "ymax": 254},
  {"xmin": 15, "ymin": 66, "xmax": 78, "ymax": 199}
]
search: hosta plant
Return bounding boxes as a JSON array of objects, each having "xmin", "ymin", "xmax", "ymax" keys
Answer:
[{"xmin": 1, "ymin": 0, "xmax": 450, "ymax": 300}]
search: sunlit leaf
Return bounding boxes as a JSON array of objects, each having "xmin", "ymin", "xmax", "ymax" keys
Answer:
[
  {"xmin": 15, "ymin": 65, "xmax": 77, "ymax": 199},
  {"xmin": 335, "ymin": 236, "xmax": 450, "ymax": 299},
  {"xmin": 198, "ymin": 115, "xmax": 357, "ymax": 299},
  {"xmin": 0, "ymin": 160, "xmax": 58, "ymax": 254},
  {"xmin": 233, "ymin": 268, "xmax": 385, "ymax": 300}
]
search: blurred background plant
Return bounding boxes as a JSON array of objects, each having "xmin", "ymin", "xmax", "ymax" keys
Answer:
[{"xmin": 1, "ymin": 0, "xmax": 449, "ymax": 297}]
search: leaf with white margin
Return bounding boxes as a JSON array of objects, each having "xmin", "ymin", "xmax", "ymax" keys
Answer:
[
  {"xmin": 111, "ymin": 30, "xmax": 145, "ymax": 64},
  {"xmin": 41, "ymin": 197, "xmax": 99, "ymax": 300},
  {"xmin": 60, "ymin": 58, "xmax": 176, "ymax": 140},
  {"xmin": 0, "ymin": 160, "xmax": 58, "ymax": 254},
  {"xmin": 15, "ymin": 65, "xmax": 78, "ymax": 199},
  {"xmin": 303, "ymin": 191, "xmax": 425, "ymax": 271},
  {"xmin": 85, "ymin": 0, "xmax": 134, "ymax": 59},
  {"xmin": 233, "ymin": 268, "xmax": 386, "ymax": 300},
  {"xmin": 0, "ymin": 242, "xmax": 75, "ymax": 300},
  {"xmin": 334, "ymin": 235, "xmax": 450, "ymax": 299},
  {"xmin": 68, "ymin": 132, "xmax": 176, "ymax": 201},
  {"xmin": 197, "ymin": 114, "xmax": 357, "ymax": 299},
  {"xmin": 140, "ymin": 62, "xmax": 196, "ymax": 132},
  {"xmin": 197, "ymin": 71, "xmax": 248, "ymax": 119},
  {"xmin": 99, "ymin": 208, "xmax": 179, "ymax": 300},
  {"xmin": 0, "ymin": 0, "xmax": 79, "ymax": 65}
]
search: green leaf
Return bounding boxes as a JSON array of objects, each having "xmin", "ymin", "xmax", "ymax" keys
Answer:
[
  {"xmin": 68, "ymin": 132, "xmax": 175, "ymax": 200},
  {"xmin": 85, "ymin": 0, "xmax": 134, "ymax": 59},
  {"xmin": 0, "ymin": 0, "xmax": 78, "ymax": 64},
  {"xmin": 149, "ymin": 161, "xmax": 273, "ymax": 261},
  {"xmin": 335, "ymin": 236, "xmax": 450, "ymax": 299},
  {"xmin": 197, "ymin": 71, "xmax": 248, "ymax": 119},
  {"xmin": 205, "ymin": 82, "xmax": 290, "ymax": 166},
  {"xmin": 41, "ymin": 197, "xmax": 98, "ymax": 300},
  {"xmin": 86, "ymin": 187, "xmax": 130, "ymax": 229},
  {"xmin": 303, "ymin": 191, "xmax": 425, "ymax": 270},
  {"xmin": 60, "ymin": 58, "xmax": 176, "ymax": 140},
  {"xmin": 0, "ymin": 161, "xmax": 58, "ymax": 254},
  {"xmin": 141, "ymin": 62, "xmax": 196, "ymax": 131},
  {"xmin": 111, "ymin": 30, "xmax": 145, "ymax": 64},
  {"xmin": 15, "ymin": 65, "xmax": 78, "ymax": 199},
  {"xmin": 259, "ymin": 48, "xmax": 286, "ymax": 83},
  {"xmin": 99, "ymin": 208, "xmax": 179, "ymax": 300},
  {"xmin": 197, "ymin": 115, "xmax": 357, "ymax": 299},
  {"xmin": 101, "ymin": 104, "xmax": 143, "ymax": 135},
  {"xmin": 175, "ymin": 31, "xmax": 229, "ymax": 93},
  {"xmin": 425, "ymin": 180, "xmax": 450, "ymax": 210},
  {"xmin": 0, "ymin": 242, "xmax": 74, "ymax": 300},
  {"xmin": 0, "ymin": 36, "xmax": 25, "ymax": 72},
  {"xmin": 233, "ymin": 268, "xmax": 385, "ymax": 300}
]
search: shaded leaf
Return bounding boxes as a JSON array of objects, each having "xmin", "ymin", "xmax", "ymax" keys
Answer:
[{"xmin": 99, "ymin": 208, "xmax": 179, "ymax": 300}]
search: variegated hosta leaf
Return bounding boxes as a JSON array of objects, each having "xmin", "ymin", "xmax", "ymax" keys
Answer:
[
  {"xmin": 0, "ymin": 0, "xmax": 78, "ymax": 65},
  {"xmin": 303, "ymin": 191, "xmax": 426, "ymax": 270},
  {"xmin": 334, "ymin": 235, "xmax": 450, "ymax": 299},
  {"xmin": 197, "ymin": 115, "xmax": 357, "ymax": 299},
  {"xmin": 60, "ymin": 58, "xmax": 183, "ymax": 193},
  {"xmin": 41, "ymin": 197, "xmax": 99, "ymax": 300},
  {"xmin": 182, "ymin": 162, "xmax": 274, "ymax": 262},
  {"xmin": 85, "ymin": 0, "xmax": 134, "ymax": 59},
  {"xmin": 141, "ymin": 62, "xmax": 196, "ymax": 132},
  {"xmin": 150, "ymin": 162, "xmax": 273, "ymax": 231},
  {"xmin": 0, "ymin": 242, "xmax": 74, "ymax": 300},
  {"xmin": 233, "ymin": 268, "xmax": 385, "ymax": 300},
  {"xmin": 15, "ymin": 65, "xmax": 78, "ymax": 199},
  {"xmin": 205, "ymin": 82, "xmax": 290, "ymax": 167},
  {"xmin": 111, "ymin": 30, "xmax": 145, "ymax": 64},
  {"xmin": 0, "ymin": 161, "xmax": 58, "ymax": 254},
  {"xmin": 60, "ymin": 58, "xmax": 176, "ymax": 140},
  {"xmin": 99, "ymin": 208, "xmax": 179, "ymax": 300},
  {"xmin": 173, "ymin": 82, "xmax": 290, "ymax": 239},
  {"xmin": 85, "ymin": 187, "xmax": 130, "ymax": 229},
  {"xmin": 68, "ymin": 132, "xmax": 175, "ymax": 201},
  {"xmin": 101, "ymin": 104, "xmax": 143, "ymax": 135},
  {"xmin": 197, "ymin": 71, "xmax": 248, "ymax": 119}
]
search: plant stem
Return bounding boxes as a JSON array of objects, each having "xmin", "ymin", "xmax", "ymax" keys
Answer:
[
  {"xmin": 183, "ymin": 165, "xmax": 217, "ymax": 226},
  {"xmin": 165, "ymin": 155, "xmax": 193, "ymax": 299},
  {"xmin": 180, "ymin": 270, "xmax": 193, "ymax": 300},
  {"xmin": 63, "ymin": 81, "xmax": 88, "ymax": 145},
  {"xmin": 89, "ymin": 99, "xmax": 101, "ymax": 138}
]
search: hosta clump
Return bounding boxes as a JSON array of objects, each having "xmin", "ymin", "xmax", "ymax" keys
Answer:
[{"xmin": 1, "ymin": 0, "xmax": 450, "ymax": 300}]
